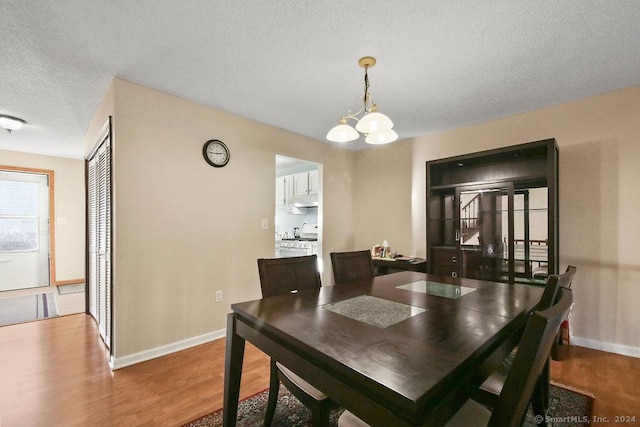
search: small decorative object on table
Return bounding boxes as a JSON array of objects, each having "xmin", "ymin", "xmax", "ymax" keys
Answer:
[
  {"xmin": 371, "ymin": 245, "xmax": 382, "ymax": 257},
  {"xmin": 381, "ymin": 240, "xmax": 391, "ymax": 258}
]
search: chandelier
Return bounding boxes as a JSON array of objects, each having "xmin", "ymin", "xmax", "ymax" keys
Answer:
[{"xmin": 326, "ymin": 56, "xmax": 397, "ymax": 145}]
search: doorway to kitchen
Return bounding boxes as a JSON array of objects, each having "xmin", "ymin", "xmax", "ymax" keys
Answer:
[{"xmin": 275, "ymin": 155, "xmax": 322, "ymax": 269}]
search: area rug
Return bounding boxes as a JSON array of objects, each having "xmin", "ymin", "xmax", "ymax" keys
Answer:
[
  {"xmin": 57, "ymin": 283, "xmax": 85, "ymax": 295},
  {"xmin": 184, "ymin": 382, "xmax": 594, "ymax": 427},
  {"xmin": 0, "ymin": 292, "xmax": 59, "ymax": 327}
]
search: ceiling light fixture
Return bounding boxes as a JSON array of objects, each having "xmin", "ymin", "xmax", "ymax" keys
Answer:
[
  {"xmin": 0, "ymin": 115, "xmax": 27, "ymax": 134},
  {"xmin": 326, "ymin": 56, "xmax": 397, "ymax": 145}
]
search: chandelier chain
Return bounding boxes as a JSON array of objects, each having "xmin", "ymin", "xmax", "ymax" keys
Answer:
[{"xmin": 363, "ymin": 67, "xmax": 370, "ymax": 114}]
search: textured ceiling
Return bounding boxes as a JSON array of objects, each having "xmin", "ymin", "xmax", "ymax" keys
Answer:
[{"xmin": 1, "ymin": 1, "xmax": 640, "ymax": 159}]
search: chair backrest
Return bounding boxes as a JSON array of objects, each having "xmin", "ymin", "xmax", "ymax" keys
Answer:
[
  {"xmin": 537, "ymin": 265, "xmax": 577, "ymax": 310},
  {"xmin": 490, "ymin": 287, "xmax": 573, "ymax": 426},
  {"xmin": 537, "ymin": 274, "xmax": 560, "ymax": 312},
  {"xmin": 257, "ymin": 255, "xmax": 321, "ymax": 298},
  {"xmin": 330, "ymin": 250, "xmax": 375, "ymax": 285},
  {"xmin": 561, "ymin": 265, "xmax": 577, "ymax": 289}
]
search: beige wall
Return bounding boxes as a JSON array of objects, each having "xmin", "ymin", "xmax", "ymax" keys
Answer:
[
  {"xmin": 353, "ymin": 139, "xmax": 414, "ymax": 255},
  {"xmin": 353, "ymin": 85, "xmax": 640, "ymax": 355},
  {"xmin": 84, "ymin": 77, "xmax": 640, "ymax": 362},
  {"xmin": 0, "ymin": 150, "xmax": 85, "ymax": 282},
  {"xmin": 85, "ymin": 78, "xmax": 355, "ymax": 360}
]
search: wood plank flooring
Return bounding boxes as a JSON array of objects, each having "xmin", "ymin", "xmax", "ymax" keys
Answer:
[
  {"xmin": 0, "ymin": 313, "xmax": 638, "ymax": 426},
  {"xmin": 550, "ymin": 346, "xmax": 640, "ymax": 424}
]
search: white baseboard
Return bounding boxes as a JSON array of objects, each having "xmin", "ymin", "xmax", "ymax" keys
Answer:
[
  {"xmin": 572, "ymin": 336, "xmax": 640, "ymax": 359},
  {"xmin": 109, "ymin": 328, "xmax": 226, "ymax": 370},
  {"xmin": 107, "ymin": 331, "xmax": 640, "ymax": 370}
]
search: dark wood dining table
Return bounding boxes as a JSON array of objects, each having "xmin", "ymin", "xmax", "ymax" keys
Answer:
[{"xmin": 223, "ymin": 271, "xmax": 543, "ymax": 427}]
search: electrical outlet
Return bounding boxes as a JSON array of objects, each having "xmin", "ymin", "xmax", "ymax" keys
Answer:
[{"xmin": 215, "ymin": 290, "xmax": 223, "ymax": 303}]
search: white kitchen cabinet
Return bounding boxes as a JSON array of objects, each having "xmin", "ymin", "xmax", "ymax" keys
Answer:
[
  {"xmin": 276, "ymin": 175, "xmax": 295, "ymax": 207},
  {"xmin": 292, "ymin": 172, "xmax": 309, "ymax": 197},
  {"xmin": 275, "ymin": 176, "xmax": 286, "ymax": 207},
  {"xmin": 293, "ymin": 170, "xmax": 318, "ymax": 196},
  {"xmin": 308, "ymin": 169, "xmax": 319, "ymax": 195}
]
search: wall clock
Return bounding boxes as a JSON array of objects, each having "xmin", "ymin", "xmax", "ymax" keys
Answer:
[{"xmin": 202, "ymin": 139, "xmax": 230, "ymax": 167}]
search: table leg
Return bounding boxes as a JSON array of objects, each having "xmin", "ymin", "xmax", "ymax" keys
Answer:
[{"xmin": 223, "ymin": 313, "xmax": 246, "ymax": 427}]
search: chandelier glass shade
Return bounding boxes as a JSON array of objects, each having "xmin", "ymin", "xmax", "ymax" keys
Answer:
[
  {"xmin": 326, "ymin": 56, "xmax": 397, "ymax": 145},
  {"xmin": 365, "ymin": 128, "xmax": 398, "ymax": 145},
  {"xmin": 325, "ymin": 117, "xmax": 360, "ymax": 143}
]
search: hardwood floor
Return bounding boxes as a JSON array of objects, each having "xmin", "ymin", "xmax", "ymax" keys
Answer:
[
  {"xmin": 550, "ymin": 346, "xmax": 640, "ymax": 425},
  {"xmin": 0, "ymin": 314, "xmax": 270, "ymax": 426},
  {"xmin": 0, "ymin": 314, "xmax": 638, "ymax": 426}
]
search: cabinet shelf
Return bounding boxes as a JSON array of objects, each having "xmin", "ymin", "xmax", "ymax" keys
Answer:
[{"xmin": 482, "ymin": 207, "xmax": 548, "ymax": 214}]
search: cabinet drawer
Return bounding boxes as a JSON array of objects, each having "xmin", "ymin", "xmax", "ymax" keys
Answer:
[
  {"xmin": 431, "ymin": 248, "xmax": 458, "ymax": 264},
  {"xmin": 432, "ymin": 263, "xmax": 458, "ymax": 277},
  {"xmin": 431, "ymin": 248, "xmax": 459, "ymax": 277}
]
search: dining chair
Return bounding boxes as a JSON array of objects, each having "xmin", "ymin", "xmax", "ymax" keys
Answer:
[
  {"xmin": 257, "ymin": 254, "xmax": 322, "ymax": 298},
  {"xmin": 550, "ymin": 265, "xmax": 577, "ymax": 361},
  {"xmin": 256, "ymin": 255, "xmax": 339, "ymax": 426},
  {"xmin": 330, "ymin": 250, "xmax": 375, "ymax": 285},
  {"xmin": 474, "ymin": 265, "xmax": 577, "ymax": 418},
  {"xmin": 338, "ymin": 287, "xmax": 574, "ymax": 427}
]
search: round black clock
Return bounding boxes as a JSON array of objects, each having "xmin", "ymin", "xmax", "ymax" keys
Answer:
[{"xmin": 202, "ymin": 139, "xmax": 230, "ymax": 167}]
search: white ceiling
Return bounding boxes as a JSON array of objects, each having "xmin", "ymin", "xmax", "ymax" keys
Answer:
[{"xmin": 1, "ymin": 1, "xmax": 639, "ymax": 160}]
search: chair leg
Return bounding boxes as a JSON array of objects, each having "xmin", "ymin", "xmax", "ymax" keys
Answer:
[{"xmin": 264, "ymin": 359, "xmax": 280, "ymax": 426}]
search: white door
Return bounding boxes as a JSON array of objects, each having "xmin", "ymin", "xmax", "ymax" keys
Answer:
[
  {"xmin": 87, "ymin": 127, "xmax": 112, "ymax": 348},
  {"xmin": 0, "ymin": 171, "xmax": 50, "ymax": 291}
]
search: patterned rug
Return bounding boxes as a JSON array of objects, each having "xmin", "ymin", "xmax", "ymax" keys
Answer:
[
  {"xmin": 0, "ymin": 292, "xmax": 58, "ymax": 327},
  {"xmin": 184, "ymin": 382, "xmax": 594, "ymax": 427}
]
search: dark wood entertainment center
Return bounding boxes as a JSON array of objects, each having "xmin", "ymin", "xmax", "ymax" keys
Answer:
[{"xmin": 426, "ymin": 139, "xmax": 559, "ymax": 285}]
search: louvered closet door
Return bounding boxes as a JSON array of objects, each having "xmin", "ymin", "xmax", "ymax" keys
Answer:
[
  {"xmin": 88, "ymin": 160, "xmax": 97, "ymax": 317},
  {"xmin": 87, "ymin": 132, "xmax": 111, "ymax": 348}
]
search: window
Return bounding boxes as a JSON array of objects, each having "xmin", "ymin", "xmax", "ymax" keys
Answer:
[{"xmin": 0, "ymin": 177, "xmax": 40, "ymax": 252}]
